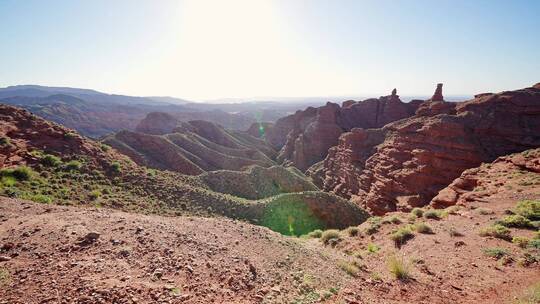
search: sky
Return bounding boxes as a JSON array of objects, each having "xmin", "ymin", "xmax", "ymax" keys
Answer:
[{"xmin": 1, "ymin": 0, "xmax": 539, "ymax": 100}]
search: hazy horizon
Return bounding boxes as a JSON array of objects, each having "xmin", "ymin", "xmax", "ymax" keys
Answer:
[{"xmin": 1, "ymin": 0, "xmax": 539, "ymax": 100}]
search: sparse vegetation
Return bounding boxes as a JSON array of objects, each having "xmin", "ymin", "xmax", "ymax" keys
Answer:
[
  {"xmin": 41, "ymin": 154, "xmax": 62, "ymax": 167},
  {"xmin": 89, "ymin": 190, "xmax": 102, "ymax": 200},
  {"xmin": 366, "ymin": 243, "xmax": 380, "ymax": 254},
  {"xmin": 387, "ymin": 255, "xmax": 410, "ymax": 281},
  {"xmin": 307, "ymin": 229, "xmax": 323, "ymax": 238},
  {"xmin": 514, "ymin": 200, "xmax": 540, "ymax": 221},
  {"xmin": 364, "ymin": 216, "xmax": 382, "ymax": 235},
  {"xmin": 0, "ymin": 137, "xmax": 11, "ymax": 147},
  {"xmin": 512, "ymin": 236, "xmax": 530, "ymax": 248},
  {"xmin": 413, "ymin": 222, "xmax": 433, "ymax": 234},
  {"xmin": 0, "ymin": 267, "xmax": 10, "ymax": 286},
  {"xmin": 513, "ymin": 281, "xmax": 540, "ymax": 304},
  {"xmin": 27, "ymin": 194, "xmax": 52, "ymax": 204},
  {"xmin": 321, "ymin": 229, "xmax": 341, "ymax": 244},
  {"xmin": 390, "ymin": 226, "xmax": 414, "ymax": 247},
  {"xmin": 411, "ymin": 207, "xmax": 423, "ymax": 218},
  {"xmin": 497, "ymin": 215, "xmax": 534, "ymax": 229},
  {"xmin": 111, "ymin": 162, "xmax": 122, "ymax": 173},
  {"xmin": 339, "ymin": 261, "xmax": 361, "ymax": 277},
  {"xmin": 483, "ymin": 247, "xmax": 510, "ymax": 259},
  {"xmin": 479, "ymin": 224, "xmax": 512, "ymax": 241},
  {"xmin": 476, "ymin": 207, "xmax": 494, "ymax": 215},
  {"xmin": 423, "ymin": 209, "xmax": 442, "ymax": 220},
  {"xmin": 65, "ymin": 160, "xmax": 82, "ymax": 171},
  {"xmin": 345, "ymin": 226, "xmax": 360, "ymax": 237},
  {"xmin": 448, "ymin": 227, "xmax": 464, "ymax": 237}
]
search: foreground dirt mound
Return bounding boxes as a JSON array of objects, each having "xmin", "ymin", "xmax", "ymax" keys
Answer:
[
  {"xmin": 200, "ymin": 165, "xmax": 318, "ymax": 199},
  {"xmin": 0, "ymin": 198, "xmax": 352, "ymax": 304},
  {"xmin": 268, "ymin": 90, "xmax": 420, "ymax": 171},
  {"xmin": 311, "ymin": 83, "xmax": 540, "ymax": 214},
  {"xmin": 104, "ymin": 119, "xmax": 276, "ymax": 175}
]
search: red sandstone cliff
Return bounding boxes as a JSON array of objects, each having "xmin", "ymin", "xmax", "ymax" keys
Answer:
[{"xmin": 309, "ymin": 83, "xmax": 540, "ymax": 214}]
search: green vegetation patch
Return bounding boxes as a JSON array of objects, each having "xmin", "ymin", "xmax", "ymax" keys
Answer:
[
  {"xmin": 514, "ymin": 200, "xmax": 540, "ymax": 221},
  {"xmin": 261, "ymin": 197, "xmax": 325, "ymax": 236}
]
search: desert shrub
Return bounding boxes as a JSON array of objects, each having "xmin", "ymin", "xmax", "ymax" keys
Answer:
[
  {"xmin": 0, "ymin": 267, "xmax": 10, "ymax": 286},
  {"xmin": 111, "ymin": 162, "xmax": 122, "ymax": 173},
  {"xmin": 387, "ymin": 255, "xmax": 410, "ymax": 281},
  {"xmin": 413, "ymin": 223, "xmax": 433, "ymax": 234},
  {"xmin": 423, "ymin": 209, "xmax": 442, "ymax": 220},
  {"xmin": 445, "ymin": 205, "xmax": 461, "ymax": 215},
  {"xmin": 41, "ymin": 154, "xmax": 62, "ymax": 167},
  {"xmin": 513, "ymin": 281, "xmax": 540, "ymax": 304},
  {"xmin": 345, "ymin": 226, "xmax": 360, "ymax": 237},
  {"xmin": 0, "ymin": 137, "xmax": 10, "ymax": 147},
  {"xmin": 65, "ymin": 160, "xmax": 82, "ymax": 171},
  {"xmin": 512, "ymin": 236, "xmax": 531, "ymax": 248},
  {"xmin": 11, "ymin": 166, "xmax": 34, "ymax": 180},
  {"xmin": 89, "ymin": 190, "xmax": 102, "ymax": 200},
  {"xmin": 448, "ymin": 227, "xmax": 464, "ymax": 237},
  {"xmin": 483, "ymin": 247, "xmax": 509, "ymax": 259},
  {"xmin": 0, "ymin": 176, "xmax": 16, "ymax": 187},
  {"xmin": 366, "ymin": 243, "xmax": 380, "ymax": 254},
  {"xmin": 497, "ymin": 215, "xmax": 534, "ymax": 229},
  {"xmin": 390, "ymin": 216, "xmax": 402, "ymax": 224},
  {"xmin": 514, "ymin": 200, "xmax": 540, "ymax": 221},
  {"xmin": 63, "ymin": 132, "xmax": 77, "ymax": 139},
  {"xmin": 100, "ymin": 144, "xmax": 111, "ymax": 152},
  {"xmin": 411, "ymin": 208, "xmax": 423, "ymax": 218},
  {"xmin": 338, "ymin": 261, "xmax": 360, "ymax": 277},
  {"xmin": 479, "ymin": 224, "xmax": 512, "ymax": 241},
  {"xmin": 321, "ymin": 229, "xmax": 341, "ymax": 244},
  {"xmin": 364, "ymin": 217, "xmax": 382, "ymax": 235},
  {"xmin": 29, "ymin": 194, "xmax": 52, "ymax": 204},
  {"xmin": 528, "ymin": 239, "xmax": 540, "ymax": 250},
  {"xmin": 476, "ymin": 207, "xmax": 494, "ymax": 215},
  {"xmin": 390, "ymin": 226, "xmax": 414, "ymax": 247},
  {"xmin": 534, "ymin": 231, "xmax": 540, "ymax": 240},
  {"xmin": 307, "ymin": 229, "xmax": 323, "ymax": 238}
]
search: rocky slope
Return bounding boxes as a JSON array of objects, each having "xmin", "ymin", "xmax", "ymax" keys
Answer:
[
  {"xmin": 310, "ymin": 83, "xmax": 540, "ymax": 214},
  {"xmin": 0, "ymin": 104, "xmax": 366, "ymax": 235},
  {"xmin": 104, "ymin": 115, "xmax": 277, "ymax": 175},
  {"xmin": 267, "ymin": 89, "xmax": 421, "ymax": 171}
]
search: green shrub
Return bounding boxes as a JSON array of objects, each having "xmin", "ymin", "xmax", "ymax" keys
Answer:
[
  {"xmin": 41, "ymin": 154, "xmax": 62, "ymax": 167},
  {"xmin": 321, "ymin": 229, "xmax": 341, "ymax": 244},
  {"xmin": 528, "ymin": 239, "xmax": 540, "ymax": 250},
  {"xmin": 307, "ymin": 229, "xmax": 323, "ymax": 238},
  {"xmin": 448, "ymin": 227, "xmax": 464, "ymax": 237},
  {"xmin": 65, "ymin": 160, "xmax": 82, "ymax": 171},
  {"xmin": 10, "ymin": 166, "xmax": 34, "ymax": 180},
  {"xmin": 346, "ymin": 226, "xmax": 360, "ymax": 237},
  {"xmin": 111, "ymin": 162, "xmax": 122, "ymax": 173},
  {"xmin": 445, "ymin": 205, "xmax": 461, "ymax": 215},
  {"xmin": 413, "ymin": 223, "xmax": 433, "ymax": 234},
  {"xmin": 390, "ymin": 226, "xmax": 414, "ymax": 247},
  {"xmin": 366, "ymin": 243, "xmax": 380, "ymax": 254},
  {"xmin": 514, "ymin": 200, "xmax": 540, "ymax": 221},
  {"xmin": 512, "ymin": 236, "xmax": 530, "ymax": 248},
  {"xmin": 389, "ymin": 216, "xmax": 402, "ymax": 224},
  {"xmin": 100, "ymin": 144, "xmax": 111, "ymax": 152},
  {"xmin": 423, "ymin": 209, "xmax": 442, "ymax": 220},
  {"xmin": 387, "ymin": 255, "xmax": 410, "ymax": 281},
  {"xmin": 339, "ymin": 261, "xmax": 360, "ymax": 277},
  {"xmin": 513, "ymin": 281, "xmax": 540, "ymax": 304},
  {"xmin": 483, "ymin": 247, "xmax": 509, "ymax": 259},
  {"xmin": 476, "ymin": 207, "xmax": 494, "ymax": 215},
  {"xmin": 0, "ymin": 176, "xmax": 16, "ymax": 187},
  {"xmin": 497, "ymin": 215, "xmax": 534, "ymax": 229},
  {"xmin": 364, "ymin": 217, "xmax": 382, "ymax": 235},
  {"xmin": 0, "ymin": 267, "xmax": 10, "ymax": 286},
  {"xmin": 29, "ymin": 194, "xmax": 52, "ymax": 204},
  {"xmin": 89, "ymin": 190, "xmax": 102, "ymax": 200},
  {"xmin": 0, "ymin": 137, "xmax": 10, "ymax": 147},
  {"xmin": 411, "ymin": 208, "xmax": 423, "ymax": 218},
  {"xmin": 479, "ymin": 224, "xmax": 512, "ymax": 241}
]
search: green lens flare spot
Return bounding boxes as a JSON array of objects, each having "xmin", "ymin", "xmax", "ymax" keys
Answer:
[{"xmin": 261, "ymin": 197, "xmax": 324, "ymax": 236}]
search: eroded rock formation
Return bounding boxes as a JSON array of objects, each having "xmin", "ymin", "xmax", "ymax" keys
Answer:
[
  {"xmin": 310, "ymin": 83, "xmax": 540, "ymax": 214},
  {"xmin": 271, "ymin": 91, "xmax": 421, "ymax": 171}
]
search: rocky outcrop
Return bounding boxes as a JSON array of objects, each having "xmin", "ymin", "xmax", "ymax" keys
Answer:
[
  {"xmin": 272, "ymin": 90, "xmax": 421, "ymax": 171},
  {"xmin": 311, "ymin": 83, "xmax": 540, "ymax": 214},
  {"xmin": 135, "ymin": 112, "xmax": 179, "ymax": 135},
  {"xmin": 430, "ymin": 83, "xmax": 444, "ymax": 101},
  {"xmin": 431, "ymin": 148, "xmax": 540, "ymax": 208}
]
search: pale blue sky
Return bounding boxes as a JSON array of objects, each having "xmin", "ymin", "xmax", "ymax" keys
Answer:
[{"xmin": 1, "ymin": 0, "xmax": 539, "ymax": 100}]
